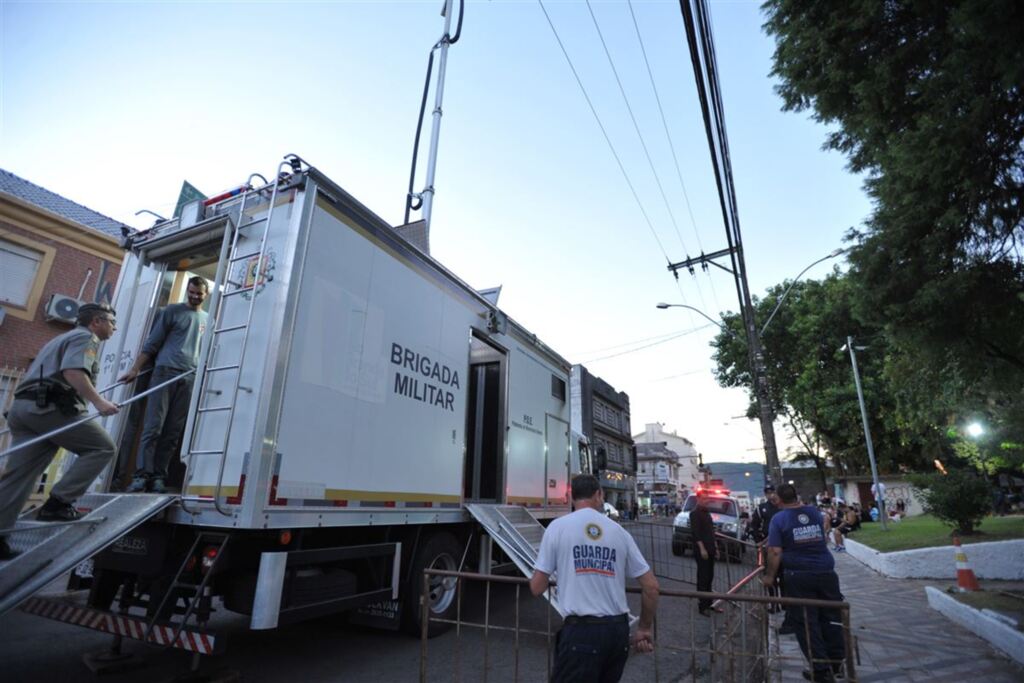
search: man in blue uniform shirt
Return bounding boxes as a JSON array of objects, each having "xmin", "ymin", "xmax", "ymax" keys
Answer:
[{"xmin": 761, "ymin": 484, "xmax": 845, "ymax": 683}]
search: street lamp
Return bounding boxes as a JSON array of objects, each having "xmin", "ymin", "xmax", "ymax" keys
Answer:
[
  {"xmin": 966, "ymin": 422, "xmax": 984, "ymax": 438},
  {"xmin": 655, "ymin": 302, "xmax": 731, "ymax": 333},
  {"xmin": 759, "ymin": 248, "xmax": 846, "ymax": 336},
  {"xmin": 840, "ymin": 336, "xmax": 887, "ymax": 531}
]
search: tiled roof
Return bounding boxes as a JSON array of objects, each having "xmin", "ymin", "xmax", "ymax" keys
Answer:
[{"xmin": 0, "ymin": 168, "xmax": 130, "ymax": 240}]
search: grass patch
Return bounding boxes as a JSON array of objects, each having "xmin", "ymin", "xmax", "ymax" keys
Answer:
[
  {"xmin": 849, "ymin": 514, "xmax": 1024, "ymax": 552},
  {"xmin": 951, "ymin": 591, "xmax": 1024, "ymax": 632}
]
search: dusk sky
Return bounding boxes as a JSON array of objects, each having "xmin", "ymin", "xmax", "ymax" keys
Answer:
[{"xmin": 1, "ymin": 0, "xmax": 871, "ymax": 464}]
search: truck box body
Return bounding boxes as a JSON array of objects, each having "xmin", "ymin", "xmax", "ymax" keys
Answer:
[{"xmin": 98, "ymin": 167, "xmax": 572, "ymax": 530}]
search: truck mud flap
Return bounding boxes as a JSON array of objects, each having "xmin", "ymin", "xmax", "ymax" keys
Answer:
[{"xmin": 19, "ymin": 595, "xmax": 222, "ymax": 655}]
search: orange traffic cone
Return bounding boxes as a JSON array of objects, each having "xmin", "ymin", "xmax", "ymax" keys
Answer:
[{"xmin": 953, "ymin": 534, "xmax": 980, "ymax": 592}]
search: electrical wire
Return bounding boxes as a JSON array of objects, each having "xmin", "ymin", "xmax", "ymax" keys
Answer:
[
  {"xmin": 575, "ymin": 326, "xmax": 708, "ymax": 356},
  {"xmin": 577, "ymin": 323, "xmax": 714, "ymax": 364},
  {"xmin": 536, "ymin": 0, "xmax": 672, "ymax": 266},
  {"xmin": 584, "ymin": 0, "xmax": 712, "ymax": 320},
  {"xmin": 627, "ymin": 0, "xmax": 724, "ymax": 316}
]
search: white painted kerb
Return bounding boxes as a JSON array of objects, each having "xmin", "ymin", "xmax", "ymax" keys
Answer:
[
  {"xmin": 845, "ymin": 538, "xmax": 1024, "ymax": 580},
  {"xmin": 925, "ymin": 586, "xmax": 1024, "ymax": 666}
]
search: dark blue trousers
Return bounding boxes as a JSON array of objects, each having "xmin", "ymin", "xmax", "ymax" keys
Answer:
[
  {"xmin": 783, "ymin": 569, "xmax": 846, "ymax": 676},
  {"xmin": 551, "ymin": 618, "xmax": 629, "ymax": 683}
]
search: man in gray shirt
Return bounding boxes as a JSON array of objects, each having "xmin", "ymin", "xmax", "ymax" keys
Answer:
[
  {"xmin": 120, "ymin": 276, "xmax": 208, "ymax": 493},
  {"xmin": 0, "ymin": 303, "xmax": 119, "ymax": 559}
]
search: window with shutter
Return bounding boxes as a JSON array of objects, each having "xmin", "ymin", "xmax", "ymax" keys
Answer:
[{"xmin": 0, "ymin": 239, "xmax": 43, "ymax": 307}]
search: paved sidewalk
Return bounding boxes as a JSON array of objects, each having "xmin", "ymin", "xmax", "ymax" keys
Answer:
[{"xmin": 774, "ymin": 549, "xmax": 1024, "ymax": 682}]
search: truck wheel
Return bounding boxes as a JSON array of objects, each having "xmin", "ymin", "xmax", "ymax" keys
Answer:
[{"xmin": 402, "ymin": 532, "xmax": 461, "ymax": 637}]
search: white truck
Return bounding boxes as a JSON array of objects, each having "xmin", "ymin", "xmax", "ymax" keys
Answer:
[{"xmin": 0, "ymin": 155, "xmax": 591, "ymax": 660}]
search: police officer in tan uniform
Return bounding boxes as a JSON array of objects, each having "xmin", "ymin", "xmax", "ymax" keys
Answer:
[{"xmin": 0, "ymin": 303, "xmax": 119, "ymax": 560}]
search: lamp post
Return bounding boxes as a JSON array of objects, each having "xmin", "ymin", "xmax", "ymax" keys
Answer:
[
  {"xmin": 760, "ymin": 248, "xmax": 846, "ymax": 336},
  {"xmin": 655, "ymin": 302, "xmax": 731, "ymax": 333},
  {"xmin": 841, "ymin": 336, "xmax": 887, "ymax": 530},
  {"xmin": 658, "ymin": 248, "xmax": 847, "ymax": 485},
  {"xmin": 657, "ymin": 301, "xmax": 782, "ymax": 482}
]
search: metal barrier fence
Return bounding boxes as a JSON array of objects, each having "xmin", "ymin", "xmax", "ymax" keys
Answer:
[
  {"xmin": 419, "ymin": 567, "xmax": 858, "ymax": 682},
  {"xmin": 623, "ymin": 519, "xmax": 762, "ymax": 590}
]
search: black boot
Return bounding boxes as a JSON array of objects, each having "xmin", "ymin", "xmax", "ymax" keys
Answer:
[{"xmin": 37, "ymin": 496, "xmax": 82, "ymax": 522}]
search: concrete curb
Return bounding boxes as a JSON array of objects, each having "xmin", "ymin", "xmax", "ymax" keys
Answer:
[
  {"xmin": 844, "ymin": 538, "xmax": 1024, "ymax": 580},
  {"xmin": 924, "ymin": 586, "xmax": 1024, "ymax": 666}
]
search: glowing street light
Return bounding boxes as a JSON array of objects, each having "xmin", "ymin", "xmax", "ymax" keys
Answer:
[{"xmin": 966, "ymin": 422, "xmax": 984, "ymax": 438}]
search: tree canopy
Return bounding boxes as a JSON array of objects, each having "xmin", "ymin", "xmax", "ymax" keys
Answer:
[
  {"xmin": 759, "ymin": 0, "xmax": 1024, "ymax": 463},
  {"xmin": 712, "ymin": 273, "xmax": 939, "ymax": 477}
]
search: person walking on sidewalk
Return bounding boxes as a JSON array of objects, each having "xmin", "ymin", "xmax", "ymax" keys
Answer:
[
  {"xmin": 120, "ymin": 277, "xmax": 208, "ymax": 493},
  {"xmin": 761, "ymin": 484, "xmax": 845, "ymax": 683},
  {"xmin": 691, "ymin": 492, "xmax": 721, "ymax": 615},
  {"xmin": 0, "ymin": 304, "xmax": 120, "ymax": 560},
  {"xmin": 530, "ymin": 474, "xmax": 659, "ymax": 683}
]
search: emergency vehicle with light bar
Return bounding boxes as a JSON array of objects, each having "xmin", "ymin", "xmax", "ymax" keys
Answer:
[{"xmin": 671, "ymin": 483, "xmax": 745, "ymax": 562}]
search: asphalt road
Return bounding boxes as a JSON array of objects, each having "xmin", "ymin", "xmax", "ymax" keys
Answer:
[{"xmin": 0, "ymin": 523, "xmax": 757, "ymax": 682}]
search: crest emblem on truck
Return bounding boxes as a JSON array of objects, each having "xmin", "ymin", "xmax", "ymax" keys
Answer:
[{"xmin": 234, "ymin": 250, "xmax": 276, "ymax": 300}]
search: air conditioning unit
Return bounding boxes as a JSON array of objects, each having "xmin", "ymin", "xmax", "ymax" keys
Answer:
[{"xmin": 45, "ymin": 294, "xmax": 83, "ymax": 325}]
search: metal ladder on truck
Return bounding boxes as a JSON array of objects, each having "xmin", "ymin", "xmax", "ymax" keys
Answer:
[
  {"xmin": 179, "ymin": 157, "xmax": 298, "ymax": 516},
  {"xmin": 465, "ymin": 504, "xmax": 563, "ymax": 615}
]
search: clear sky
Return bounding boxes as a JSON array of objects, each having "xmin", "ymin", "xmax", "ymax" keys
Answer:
[{"xmin": 1, "ymin": 0, "xmax": 870, "ymax": 464}]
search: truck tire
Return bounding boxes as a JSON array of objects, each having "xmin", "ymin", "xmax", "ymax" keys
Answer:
[{"xmin": 402, "ymin": 532, "xmax": 461, "ymax": 637}]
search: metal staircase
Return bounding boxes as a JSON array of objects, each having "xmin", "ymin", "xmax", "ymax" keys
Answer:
[
  {"xmin": 465, "ymin": 504, "xmax": 562, "ymax": 615},
  {"xmin": 0, "ymin": 493, "xmax": 176, "ymax": 616}
]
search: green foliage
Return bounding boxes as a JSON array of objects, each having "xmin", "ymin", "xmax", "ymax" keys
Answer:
[
  {"xmin": 909, "ymin": 471, "xmax": 992, "ymax": 535},
  {"xmin": 762, "ymin": 0, "xmax": 1024, "ymax": 461},
  {"xmin": 712, "ymin": 272, "xmax": 936, "ymax": 474}
]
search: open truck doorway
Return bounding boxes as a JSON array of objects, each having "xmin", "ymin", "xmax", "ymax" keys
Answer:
[
  {"xmin": 464, "ymin": 334, "xmax": 506, "ymax": 502},
  {"xmin": 112, "ymin": 267, "xmax": 216, "ymax": 493}
]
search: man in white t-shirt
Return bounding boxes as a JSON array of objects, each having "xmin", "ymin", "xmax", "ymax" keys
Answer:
[{"xmin": 530, "ymin": 474, "xmax": 659, "ymax": 682}]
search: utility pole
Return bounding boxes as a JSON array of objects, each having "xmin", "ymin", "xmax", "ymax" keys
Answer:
[
  {"xmin": 667, "ymin": 252, "xmax": 782, "ymax": 485},
  {"xmin": 675, "ymin": 0, "xmax": 782, "ymax": 484},
  {"xmin": 844, "ymin": 336, "xmax": 887, "ymax": 530}
]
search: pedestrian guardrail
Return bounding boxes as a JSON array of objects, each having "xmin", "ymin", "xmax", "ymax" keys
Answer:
[{"xmin": 418, "ymin": 567, "xmax": 859, "ymax": 682}]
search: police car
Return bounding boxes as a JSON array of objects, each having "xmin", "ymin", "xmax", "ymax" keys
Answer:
[{"xmin": 671, "ymin": 485, "xmax": 745, "ymax": 561}]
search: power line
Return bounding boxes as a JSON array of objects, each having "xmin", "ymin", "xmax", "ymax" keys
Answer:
[
  {"xmin": 536, "ymin": 0, "xmax": 672, "ymax": 266},
  {"xmin": 584, "ymin": 0, "xmax": 711, "ymax": 318},
  {"xmin": 574, "ymin": 326, "xmax": 708, "ymax": 356},
  {"xmin": 578, "ymin": 323, "xmax": 714, "ymax": 364}
]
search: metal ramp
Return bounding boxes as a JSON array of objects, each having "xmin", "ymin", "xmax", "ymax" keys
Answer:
[
  {"xmin": 0, "ymin": 493, "xmax": 176, "ymax": 616},
  {"xmin": 465, "ymin": 504, "xmax": 562, "ymax": 615}
]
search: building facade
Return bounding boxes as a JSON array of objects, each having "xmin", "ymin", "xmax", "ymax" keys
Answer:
[
  {"xmin": 0, "ymin": 169, "xmax": 128, "ymax": 404},
  {"xmin": 570, "ymin": 365, "xmax": 635, "ymax": 512},
  {"xmin": 633, "ymin": 422, "xmax": 702, "ymax": 501},
  {"xmin": 636, "ymin": 441, "xmax": 682, "ymax": 513}
]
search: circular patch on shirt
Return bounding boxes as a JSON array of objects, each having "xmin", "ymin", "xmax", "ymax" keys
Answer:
[
  {"xmin": 797, "ymin": 513, "xmax": 810, "ymax": 525},
  {"xmin": 585, "ymin": 523, "xmax": 603, "ymax": 541}
]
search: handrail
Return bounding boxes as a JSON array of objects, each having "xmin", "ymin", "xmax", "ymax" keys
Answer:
[
  {"xmin": 0, "ymin": 370, "xmax": 194, "ymax": 460},
  {"xmin": 423, "ymin": 567, "xmax": 851, "ymax": 610},
  {"xmin": 0, "ymin": 369, "xmax": 152, "ymax": 440}
]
